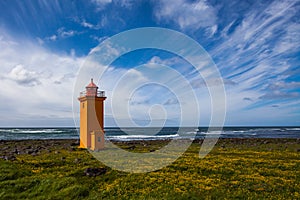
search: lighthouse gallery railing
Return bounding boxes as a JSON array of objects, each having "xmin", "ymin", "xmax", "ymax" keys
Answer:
[{"xmin": 79, "ymin": 91, "xmax": 105, "ymax": 97}]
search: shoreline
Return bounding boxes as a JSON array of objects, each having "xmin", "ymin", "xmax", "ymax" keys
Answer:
[{"xmin": 1, "ymin": 138, "xmax": 299, "ymax": 160}]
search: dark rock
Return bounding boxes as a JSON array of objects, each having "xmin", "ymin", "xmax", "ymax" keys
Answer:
[
  {"xmin": 71, "ymin": 140, "xmax": 80, "ymax": 146},
  {"xmin": 37, "ymin": 146, "xmax": 44, "ymax": 150},
  {"xmin": 2, "ymin": 155, "xmax": 16, "ymax": 161},
  {"xmin": 18, "ymin": 150, "xmax": 26, "ymax": 155},
  {"xmin": 149, "ymin": 149, "xmax": 155, "ymax": 152},
  {"xmin": 84, "ymin": 167, "xmax": 107, "ymax": 177},
  {"xmin": 69, "ymin": 147, "xmax": 76, "ymax": 151},
  {"xmin": 126, "ymin": 145, "xmax": 136, "ymax": 150},
  {"xmin": 26, "ymin": 150, "xmax": 34, "ymax": 155},
  {"xmin": 61, "ymin": 157, "xmax": 66, "ymax": 161},
  {"xmin": 13, "ymin": 148, "xmax": 19, "ymax": 154},
  {"xmin": 2, "ymin": 146, "xmax": 9, "ymax": 151}
]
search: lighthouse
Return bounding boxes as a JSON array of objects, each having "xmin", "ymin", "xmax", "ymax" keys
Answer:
[{"xmin": 78, "ymin": 78, "xmax": 106, "ymax": 150}]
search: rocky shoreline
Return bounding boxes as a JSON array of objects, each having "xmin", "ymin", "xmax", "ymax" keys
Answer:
[
  {"xmin": 1, "ymin": 138, "xmax": 299, "ymax": 161},
  {"xmin": 0, "ymin": 139, "xmax": 79, "ymax": 161}
]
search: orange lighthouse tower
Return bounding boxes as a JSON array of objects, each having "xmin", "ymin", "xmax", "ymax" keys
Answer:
[{"xmin": 78, "ymin": 79, "xmax": 106, "ymax": 150}]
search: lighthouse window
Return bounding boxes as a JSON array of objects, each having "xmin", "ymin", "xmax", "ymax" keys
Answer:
[
  {"xmin": 82, "ymin": 103, "xmax": 84, "ymax": 108},
  {"xmin": 98, "ymin": 137, "xmax": 101, "ymax": 142}
]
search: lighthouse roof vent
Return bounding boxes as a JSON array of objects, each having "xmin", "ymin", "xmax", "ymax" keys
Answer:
[{"xmin": 86, "ymin": 78, "xmax": 98, "ymax": 88}]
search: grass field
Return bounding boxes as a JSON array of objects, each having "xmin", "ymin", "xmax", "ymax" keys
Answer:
[{"xmin": 0, "ymin": 138, "xmax": 299, "ymax": 199}]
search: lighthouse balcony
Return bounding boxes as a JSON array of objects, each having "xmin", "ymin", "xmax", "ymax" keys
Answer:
[{"xmin": 80, "ymin": 91, "xmax": 105, "ymax": 97}]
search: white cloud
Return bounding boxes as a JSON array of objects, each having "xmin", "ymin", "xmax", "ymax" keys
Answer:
[
  {"xmin": 269, "ymin": 81, "xmax": 300, "ymax": 90},
  {"xmin": 92, "ymin": 0, "xmax": 112, "ymax": 5},
  {"xmin": 147, "ymin": 56, "xmax": 183, "ymax": 67},
  {"xmin": 0, "ymin": 29, "xmax": 84, "ymax": 126},
  {"xmin": 91, "ymin": 35, "xmax": 109, "ymax": 43},
  {"xmin": 57, "ymin": 27, "xmax": 77, "ymax": 38},
  {"xmin": 259, "ymin": 91, "xmax": 299, "ymax": 100},
  {"xmin": 46, "ymin": 35, "xmax": 57, "ymax": 41},
  {"xmin": 154, "ymin": 0, "xmax": 217, "ymax": 30},
  {"xmin": 6, "ymin": 65, "xmax": 41, "ymax": 87},
  {"xmin": 208, "ymin": 25, "xmax": 218, "ymax": 37},
  {"xmin": 45, "ymin": 27, "xmax": 80, "ymax": 42},
  {"xmin": 91, "ymin": 0, "xmax": 135, "ymax": 9},
  {"xmin": 79, "ymin": 19, "xmax": 103, "ymax": 30},
  {"xmin": 119, "ymin": 0, "xmax": 135, "ymax": 8},
  {"xmin": 274, "ymin": 23, "xmax": 300, "ymax": 54},
  {"xmin": 81, "ymin": 20, "xmax": 95, "ymax": 29}
]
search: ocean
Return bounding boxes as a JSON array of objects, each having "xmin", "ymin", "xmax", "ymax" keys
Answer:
[{"xmin": 0, "ymin": 127, "xmax": 299, "ymax": 141}]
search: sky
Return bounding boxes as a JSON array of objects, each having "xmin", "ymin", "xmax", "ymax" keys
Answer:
[{"xmin": 0, "ymin": 0, "xmax": 299, "ymax": 127}]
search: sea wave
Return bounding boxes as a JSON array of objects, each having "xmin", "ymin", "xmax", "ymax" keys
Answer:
[
  {"xmin": 106, "ymin": 134, "xmax": 180, "ymax": 141},
  {"xmin": 0, "ymin": 127, "xmax": 299, "ymax": 140},
  {"xmin": 0, "ymin": 128, "xmax": 65, "ymax": 134}
]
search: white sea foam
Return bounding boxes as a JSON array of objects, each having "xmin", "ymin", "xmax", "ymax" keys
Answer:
[
  {"xmin": 106, "ymin": 134, "xmax": 180, "ymax": 141},
  {"xmin": 286, "ymin": 128, "xmax": 300, "ymax": 131}
]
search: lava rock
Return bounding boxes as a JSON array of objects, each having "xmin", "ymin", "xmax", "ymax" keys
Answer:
[
  {"xmin": 84, "ymin": 167, "xmax": 107, "ymax": 177},
  {"xmin": 13, "ymin": 148, "xmax": 19, "ymax": 154},
  {"xmin": 26, "ymin": 150, "xmax": 34, "ymax": 155},
  {"xmin": 127, "ymin": 145, "xmax": 136, "ymax": 150},
  {"xmin": 2, "ymin": 155, "xmax": 16, "ymax": 161},
  {"xmin": 71, "ymin": 140, "xmax": 80, "ymax": 146}
]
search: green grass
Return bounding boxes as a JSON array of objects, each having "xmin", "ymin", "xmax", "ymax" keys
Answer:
[{"xmin": 0, "ymin": 139, "xmax": 299, "ymax": 199}]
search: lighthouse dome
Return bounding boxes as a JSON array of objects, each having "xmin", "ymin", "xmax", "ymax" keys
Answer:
[
  {"xmin": 85, "ymin": 78, "xmax": 98, "ymax": 96},
  {"xmin": 86, "ymin": 78, "xmax": 98, "ymax": 88}
]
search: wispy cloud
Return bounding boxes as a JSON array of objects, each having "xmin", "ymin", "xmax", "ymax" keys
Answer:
[
  {"xmin": 45, "ymin": 27, "xmax": 80, "ymax": 41},
  {"xmin": 154, "ymin": 0, "xmax": 217, "ymax": 30},
  {"xmin": 208, "ymin": 0, "xmax": 300, "ymax": 111},
  {"xmin": 259, "ymin": 91, "xmax": 299, "ymax": 100},
  {"xmin": 91, "ymin": 0, "xmax": 112, "ymax": 10},
  {"xmin": 163, "ymin": 98, "xmax": 178, "ymax": 105},
  {"xmin": 91, "ymin": 0, "xmax": 136, "ymax": 10},
  {"xmin": 90, "ymin": 35, "xmax": 109, "ymax": 43},
  {"xmin": 74, "ymin": 17, "xmax": 106, "ymax": 30}
]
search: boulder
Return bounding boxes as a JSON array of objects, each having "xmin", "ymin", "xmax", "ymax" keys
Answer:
[{"xmin": 84, "ymin": 167, "xmax": 107, "ymax": 177}]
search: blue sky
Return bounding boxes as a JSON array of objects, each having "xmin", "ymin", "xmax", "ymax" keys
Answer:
[{"xmin": 0, "ymin": 0, "xmax": 299, "ymax": 127}]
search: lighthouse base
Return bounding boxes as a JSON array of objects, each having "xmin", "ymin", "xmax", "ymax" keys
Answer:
[{"xmin": 90, "ymin": 130, "xmax": 105, "ymax": 151}]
